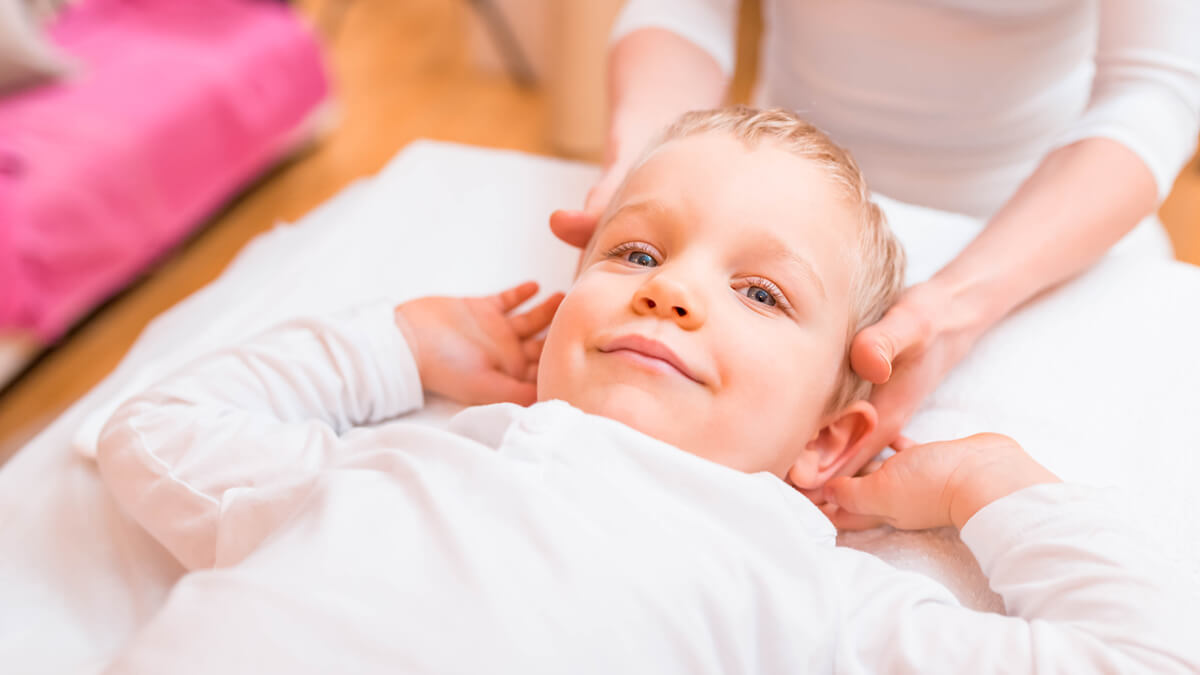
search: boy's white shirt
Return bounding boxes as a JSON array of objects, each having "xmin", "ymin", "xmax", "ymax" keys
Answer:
[{"xmin": 96, "ymin": 303, "xmax": 1200, "ymax": 674}]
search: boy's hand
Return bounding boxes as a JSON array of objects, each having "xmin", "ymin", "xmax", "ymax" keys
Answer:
[
  {"xmin": 822, "ymin": 433, "xmax": 1060, "ymax": 531},
  {"xmin": 394, "ymin": 282, "xmax": 564, "ymax": 406}
]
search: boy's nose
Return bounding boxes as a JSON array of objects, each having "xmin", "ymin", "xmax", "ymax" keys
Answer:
[{"xmin": 632, "ymin": 277, "xmax": 706, "ymax": 330}]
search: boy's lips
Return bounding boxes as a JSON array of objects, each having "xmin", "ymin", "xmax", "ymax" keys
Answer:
[{"xmin": 597, "ymin": 334, "xmax": 704, "ymax": 384}]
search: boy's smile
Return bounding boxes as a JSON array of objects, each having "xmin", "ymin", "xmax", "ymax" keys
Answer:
[{"xmin": 595, "ymin": 334, "xmax": 708, "ymax": 385}]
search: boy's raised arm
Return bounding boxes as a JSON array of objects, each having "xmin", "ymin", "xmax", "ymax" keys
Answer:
[
  {"xmin": 96, "ymin": 281, "xmax": 561, "ymax": 571},
  {"xmin": 96, "ymin": 300, "xmax": 427, "ymax": 570},
  {"xmin": 826, "ymin": 434, "xmax": 1200, "ymax": 672}
]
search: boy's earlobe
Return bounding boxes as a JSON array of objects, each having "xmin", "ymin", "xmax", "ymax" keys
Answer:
[{"xmin": 787, "ymin": 401, "xmax": 878, "ymax": 490}]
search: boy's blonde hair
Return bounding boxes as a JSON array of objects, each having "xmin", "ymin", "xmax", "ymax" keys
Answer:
[{"xmin": 637, "ymin": 106, "xmax": 906, "ymax": 411}]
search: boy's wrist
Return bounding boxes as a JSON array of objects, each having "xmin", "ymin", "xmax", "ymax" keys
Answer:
[{"xmin": 393, "ymin": 304, "xmax": 426, "ymax": 385}]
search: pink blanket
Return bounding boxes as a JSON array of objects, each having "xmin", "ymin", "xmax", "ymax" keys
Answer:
[{"xmin": 0, "ymin": 0, "xmax": 329, "ymax": 341}]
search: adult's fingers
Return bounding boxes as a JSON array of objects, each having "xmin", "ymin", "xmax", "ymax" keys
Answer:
[
  {"xmin": 891, "ymin": 435, "xmax": 918, "ymax": 452},
  {"xmin": 510, "ymin": 293, "xmax": 564, "ymax": 339},
  {"xmin": 850, "ymin": 304, "xmax": 932, "ymax": 385},
  {"xmin": 854, "ymin": 354, "xmax": 934, "ymax": 465},
  {"xmin": 583, "ymin": 171, "xmax": 622, "ymax": 216},
  {"xmin": 491, "ymin": 281, "xmax": 540, "ymax": 312},
  {"xmin": 549, "ymin": 210, "xmax": 597, "ymax": 249}
]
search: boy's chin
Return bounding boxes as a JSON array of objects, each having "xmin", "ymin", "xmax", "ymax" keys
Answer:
[{"xmin": 554, "ymin": 382, "xmax": 692, "ymax": 446}]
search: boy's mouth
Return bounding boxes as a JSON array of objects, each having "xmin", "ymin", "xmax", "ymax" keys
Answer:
[{"xmin": 597, "ymin": 335, "xmax": 704, "ymax": 384}]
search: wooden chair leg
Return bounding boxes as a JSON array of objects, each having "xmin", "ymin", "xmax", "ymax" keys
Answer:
[{"xmin": 463, "ymin": 0, "xmax": 537, "ymax": 87}]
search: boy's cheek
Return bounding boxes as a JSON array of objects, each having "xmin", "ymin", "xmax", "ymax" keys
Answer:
[{"xmin": 536, "ymin": 303, "xmax": 590, "ymax": 401}]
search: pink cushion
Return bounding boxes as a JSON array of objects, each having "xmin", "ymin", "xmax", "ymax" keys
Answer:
[{"xmin": 0, "ymin": 0, "xmax": 329, "ymax": 341}]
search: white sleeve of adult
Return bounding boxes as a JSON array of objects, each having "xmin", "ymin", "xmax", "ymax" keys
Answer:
[
  {"xmin": 610, "ymin": 0, "xmax": 740, "ymax": 75},
  {"xmin": 96, "ymin": 302, "xmax": 424, "ymax": 571},
  {"xmin": 836, "ymin": 484, "xmax": 1200, "ymax": 673},
  {"xmin": 1053, "ymin": 0, "xmax": 1200, "ymax": 199}
]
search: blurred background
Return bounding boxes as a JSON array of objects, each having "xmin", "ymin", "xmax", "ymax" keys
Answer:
[{"xmin": 0, "ymin": 0, "xmax": 1196, "ymax": 464}]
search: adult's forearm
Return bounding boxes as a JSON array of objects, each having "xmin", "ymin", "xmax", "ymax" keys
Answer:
[
  {"xmin": 930, "ymin": 137, "xmax": 1159, "ymax": 335},
  {"xmin": 606, "ymin": 28, "xmax": 729, "ymax": 167}
]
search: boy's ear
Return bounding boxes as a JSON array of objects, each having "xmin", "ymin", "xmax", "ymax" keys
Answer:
[{"xmin": 786, "ymin": 401, "xmax": 878, "ymax": 491}]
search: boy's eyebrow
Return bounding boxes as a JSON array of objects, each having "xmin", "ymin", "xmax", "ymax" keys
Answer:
[
  {"xmin": 605, "ymin": 199, "xmax": 670, "ymax": 224},
  {"xmin": 756, "ymin": 232, "xmax": 827, "ymax": 301},
  {"xmin": 587, "ymin": 199, "xmax": 673, "ymax": 262}
]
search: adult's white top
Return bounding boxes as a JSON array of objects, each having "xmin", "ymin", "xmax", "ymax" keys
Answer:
[
  {"xmin": 94, "ymin": 303, "xmax": 1200, "ymax": 673},
  {"xmin": 613, "ymin": 0, "xmax": 1200, "ymax": 217}
]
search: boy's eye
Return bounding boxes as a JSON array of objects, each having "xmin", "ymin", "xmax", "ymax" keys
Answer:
[
  {"xmin": 743, "ymin": 285, "xmax": 777, "ymax": 306},
  {"xmin": 627, "ymin": 251, "xmax": 657, "ymax": 267}
]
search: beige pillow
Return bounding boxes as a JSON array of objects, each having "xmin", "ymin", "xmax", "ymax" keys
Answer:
[{"xmin": 0, "ymin": 0, "xmax": 70, "ymax": 94}]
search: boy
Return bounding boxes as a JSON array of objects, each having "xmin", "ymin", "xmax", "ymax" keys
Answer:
[{"xmin": 97, "ymin": 108, "xmax": 1199, "ymax": 673}]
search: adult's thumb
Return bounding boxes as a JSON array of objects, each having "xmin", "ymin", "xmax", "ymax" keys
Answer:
[
  {"xmin": 549, "ymin": 210, "xmax": 597, "ymax": 249},
  {"xmin": 850, "ymin": 305, "xmax": 931, "ymax": 384}
]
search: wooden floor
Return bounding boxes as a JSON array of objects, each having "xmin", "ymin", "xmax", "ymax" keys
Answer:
[{"xmin": 0, "ymin": 0, "xmax": 1197, "ymax": 464}]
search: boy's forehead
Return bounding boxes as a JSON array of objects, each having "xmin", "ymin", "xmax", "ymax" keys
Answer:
[{"xmin": 607, "ymin": 134, "xmax": 855, "ymax": 249}]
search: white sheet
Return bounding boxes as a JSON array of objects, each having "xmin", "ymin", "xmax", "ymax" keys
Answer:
[{"xmin": 1, "ymin": 141, "xmax": 1198, "ymax": 673}]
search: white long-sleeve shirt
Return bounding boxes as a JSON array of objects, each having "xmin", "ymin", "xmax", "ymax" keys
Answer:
[
  {"xmin": 613, "ymin": 0, "xmax": 1200, "ymax": 217},
  {"xmin": 96, "ymin": 303, "xmax": 1200, "ymax": 673}
]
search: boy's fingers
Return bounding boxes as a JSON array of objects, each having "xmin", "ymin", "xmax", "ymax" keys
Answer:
[
  {"xmin": 522, "ymin": 362, "xmax": 538, "ymax": 383},
  {"xmin": 855, "ymin": 458, "xmax": 885, "ymax": 477},
  {"xmin": 511, "ymin": 293, "xmax": 564, "ymax": 339},
  {"xmin": 825, "ymin": 474, "xmax": 891, "ymax": 521},
  {"xmin": 826, "ymin": 508, "xmax": 889, "ymax": 532},
  {"xmin": 522, "ymin": 337, "xmax": 546, "ymax": 363},
  {"xmin": 891, "ymin": 435, "xmax": 918, "ymax": 452},
  {"xmin": 465, "ymin": 372, "xmax": 537, "ymax": 406},
  {"xmin": 492, "ymin": 281, "xmax": 540, "ymax": 312}
]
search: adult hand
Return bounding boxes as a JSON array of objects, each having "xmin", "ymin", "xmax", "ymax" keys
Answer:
[
  {"xmin": 547, "ymin": 147, "xmax": 640, "ymax": 250},
  {"xmin": 845, "ymin": 281, "xmax": 987, "ymax": 472},
  {"xmin": 584, "ymin": 155, "xmax": 632, "ymax": 217},
  {"xmin": 394, "ymin": 281, "xmax": 563, "ymax": 406},
  {"xmin": 549, "ymin": 209, "xmax": 598, "ymax": 249},
  {"xmin": 822, "ymin": 433, "xmax": 1059, "ymax": 531}
]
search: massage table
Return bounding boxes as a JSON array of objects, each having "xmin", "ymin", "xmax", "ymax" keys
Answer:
[{"xmin": 1, "ymin": 141, "xmax": 1197, "ymax": 672}]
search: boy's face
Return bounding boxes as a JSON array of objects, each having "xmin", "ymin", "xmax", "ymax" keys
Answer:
[{"xmin": 538, "ymin": 134, "xmax": 860, "ymax": 478}]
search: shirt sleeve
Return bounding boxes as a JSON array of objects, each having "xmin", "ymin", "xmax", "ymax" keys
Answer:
[
  {"xmin": 1053, "ymin": 0, "xmax": 1200, "ymax": 199},
  {"xmin": 834, "ymin": 483, "xmax": 1200, "ymax": 673},
  {"xmin": 610, "ymin": 0, "xmax": 740, "ymax": 76},
  {"xmin": 96, "ymin": 301, "xmax": 424, "ymax": 571}
]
